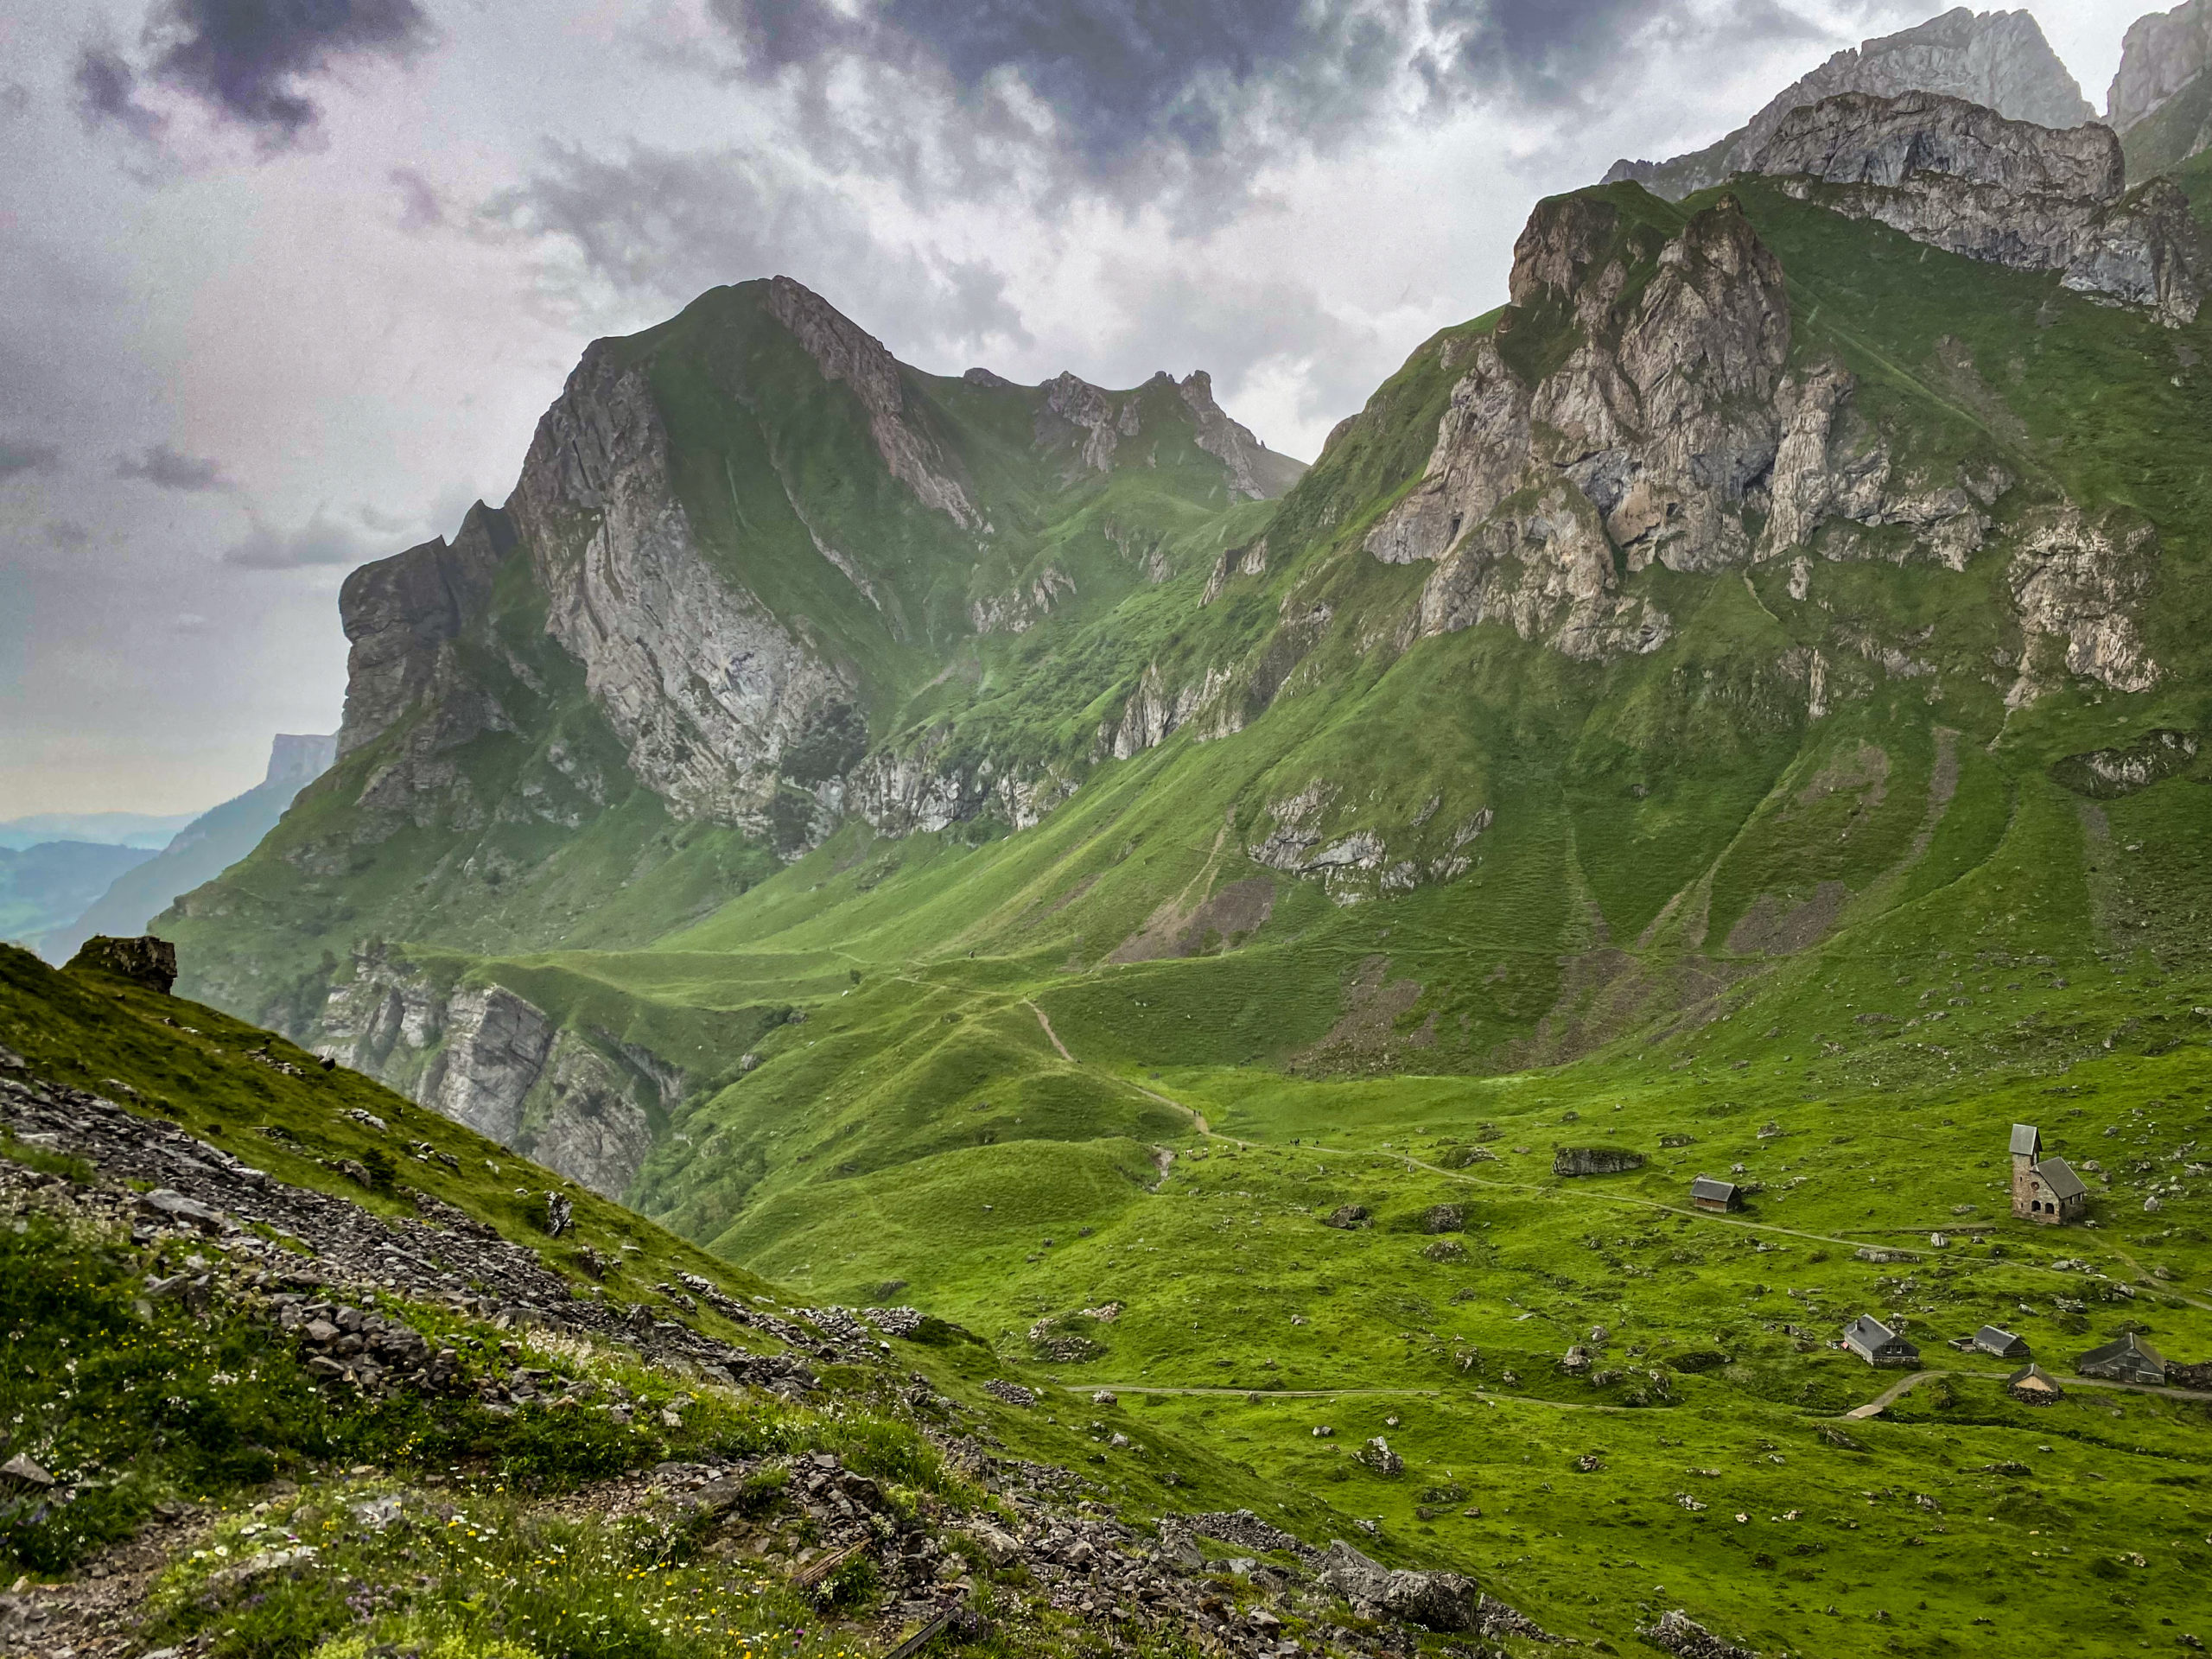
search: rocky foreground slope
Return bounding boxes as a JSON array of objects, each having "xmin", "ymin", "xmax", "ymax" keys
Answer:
[{"xmin": 4, "ymin": 941, "xmax": 1684, "ymax": 1659}]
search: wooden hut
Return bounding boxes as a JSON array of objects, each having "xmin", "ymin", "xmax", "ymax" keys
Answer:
[
  {"xmin": 2006, "ymin": 1363, "xmax": 2064, "ymax": 1404},
  {"xmin": 1690, "ymin": 1175, "xmax": 1741, "ymax": 1212}
]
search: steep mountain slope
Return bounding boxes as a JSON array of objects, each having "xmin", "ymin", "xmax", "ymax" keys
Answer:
[
  {"xmin": 108, "ymin": 43, "xmax": 2212, "ymax": 1655},
  {"xmin": 0, "ymin": 840, "xmax": 154, "ymax": 947},
  {"xmin": 5, "ymin": 944, "xmax": 1544, "ymax": 1659},
  {"xmin": 1605, "ymin": 6, "xmax": 2093, "ymax": 199},
  {"xmin": 2112, "ymin": 0, "xmax": 2212, "ymax": 180},
  {"xmin": 38, "ymin": 733, "xmax": 334, "ymax": 963}
]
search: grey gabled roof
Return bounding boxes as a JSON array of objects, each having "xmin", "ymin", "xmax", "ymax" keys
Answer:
[
  {"xmin": 2008, "ymin": 1363, "xmax": 2062, "ymax": 1391},
  {"xmin": 2078, "ymin": 1332, "xmax": 2165, "ymax": 1372},
  {"xmin": 2036, "ymin": 1156, "xmax": 2088, "ymax": 1201},
  {"xmin": 2010, "ymin": 1123, "xmax": 2042, "ymax": 1158},
  {"xmin": 1690, "ymin": 1175, "xmax": 1738, "ymax": 1202},
  {"xmin": 1974, "ymin": 1325, "xmax": 2027, "ymax": 1356},
  {"xmin": 1847, "ymin": 1313, "xmax": 1902, "ymax": 1348}
]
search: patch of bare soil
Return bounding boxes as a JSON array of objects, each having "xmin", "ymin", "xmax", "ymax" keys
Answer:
[
  {"xmin": 1290, "ymin": 956, "xmax": 1433, "ymax": 1075},
  {"xmin": 1107, "ymin": 878, "xmax": 1274, "ymax": 964},
  {"xmin": 1724, "ymin": 880, "xmax": 1851, "ymax": 956}
]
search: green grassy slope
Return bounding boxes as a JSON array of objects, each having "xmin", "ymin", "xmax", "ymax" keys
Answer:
[{"xmin": 144, "ymin": 173, "xmax": 2212, "ymax": 1651}]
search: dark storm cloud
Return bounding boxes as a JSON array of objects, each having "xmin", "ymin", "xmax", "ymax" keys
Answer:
[
  {"xmin": 222, "ymin": 510, "xmax": 376, "ymax": 569},
  {"xmin": 116, "ymin": 442, "xmax": 232, "ymax": 493},
  {"xmin": 484, "ymin": 141, "xmax": 1028, "ymax": 355},
  {"xmin": 78, "ymin": 0, "xmax": 435, "ymax": 149},
  {"xmin": 1423, "ymin": 0, "xmax": 1843, "ymax": 105},
  {"xmin": 707, "ymin": 0, "xmax": 1850, "ymax": 189},
  {"xmin": 73, "ymin": 45, "xmax": 168, "ymax": 143},
  {"xmin": 0, "ymin": 440, "xmax": 62, "ymax": 482},
  {"xmin": 710, "ymin": 0, "xmax": 1411, "ymax": 180}
]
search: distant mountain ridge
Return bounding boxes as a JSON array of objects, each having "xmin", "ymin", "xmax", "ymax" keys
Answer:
[
  {"xmin": 0, "ymin": 840, "xmax": 154, "ymax": 948},
  {"xmin": 40, "ymin": 733, "xmax": 334, "ymax": 964},
  {"xmin": 0, "ymin": 810, "xmax": 197, "ymax": 851},
  {"xmin": 162, "ymin": 9, "xmax": 2212, "ymax": 1253},
  {"xmin": 2112, "ymin": 0, "xmax": 2212, "ymax": 177},
  {"xmin": 1605, "ymin": 7, "xmax": 2094, "ymax": 200}
]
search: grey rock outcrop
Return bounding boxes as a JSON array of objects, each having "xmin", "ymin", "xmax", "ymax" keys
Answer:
[
  {"xmin": 2107, "ymin": 0, "xmax": 2212, "ymax": 135},
  {"xmin": 1746, "ymin": 91, "xmax": 2204, "ymax": 325},
  {"xmin": 1315, "ymin": 1541, "xmax": 1480, "ymax": 1631},
  {"xmin": 844, "ymin": 744, "xmax": 1072, "ymax": 836},
  {"xmin": 1554, "ymin": 1147, "xmax": 1646, "ymax": 1176},
  {"xmin": 339, "ymin": 503, "xmax": 515, "ymax": 756},
  {"xmin": 1607, "ymin": 7, "xmax": 2093, "ymax": 199},
  {"xmin": 316, "ymin": 949, "xmax": 671, "ymax": 1198},
  {"xmin": 1177, "ymin": 371, "xmax": 1306, "ymax": 499},
  {"xmin": 64, "ymin": 933, "xmax": 177, "ymax": 993},
  {"xmin": 1363, "ymin": 194, "xmax": 1786, "ymax": 656},
  {"xmin": 1035, "ymin": 371, "xmax": 1142, "ymax": 476},
  {"xmin": 510, "ymin": 335, "xmax": 859, "ymax": 830}
]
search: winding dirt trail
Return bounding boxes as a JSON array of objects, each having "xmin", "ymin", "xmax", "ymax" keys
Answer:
[{"xmin": 1025, "ymin": 998, "xmax": 1076, "ymax": 1063}]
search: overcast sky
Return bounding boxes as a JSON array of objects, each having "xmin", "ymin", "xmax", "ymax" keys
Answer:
[{"xmin": 0, "ymin": 0, "xmax": 2138, "ymax": 817}]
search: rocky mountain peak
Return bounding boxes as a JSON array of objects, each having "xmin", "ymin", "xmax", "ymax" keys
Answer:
[
  {"xmin": 1747, "ymin": 90, "xmax": 2202, "ymax": 324},
  {"xmin": 336, "ymin": 500, "xmax": 516, "ymax": 757},
  {"xmin": 762, "ymin": 275, "xmax": 981, "ymax": 531},
  {"xmin": 1175, "ymin": 370, "xmax": 1303, "ymax": 500},
  {"xmin": 1607, "ymin": 7, "xmax": 2094, "ymax": 200},
  {"xmin": 2110, "ymin": 0, "xmax": 2212, "ymax": 130}
]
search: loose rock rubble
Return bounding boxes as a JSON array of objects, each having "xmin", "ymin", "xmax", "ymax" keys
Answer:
[
  {"xmin": 0, "ymin": 1071, "xmax": 830, "ymax": 1390},
  {"xmin": 1, "ymin": 1053, "xmax": 1565, "ymax": 1659},
  {"xmin": 1638, "ymin": 1608, "xmax": 1758, "ymax": 1658}
]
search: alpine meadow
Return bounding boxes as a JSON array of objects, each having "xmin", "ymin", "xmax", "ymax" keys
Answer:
[{"xmin": 9, "ymin": 7, "xmax": 2212, "ymax": 1659}]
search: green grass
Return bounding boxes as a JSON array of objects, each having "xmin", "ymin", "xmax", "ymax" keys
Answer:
[{"xmin": 135, "ymin": 168, "xmax": 2212, "ymax": 1653}]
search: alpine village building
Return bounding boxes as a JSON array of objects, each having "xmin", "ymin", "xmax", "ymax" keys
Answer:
[
  {"xmin": 1845, "ymin": 1314, "xmax": 1919, "ymax": 1367},
  {"xmin": 2010, "ymin": 1124, "xmax": 2087, "ymax": 1224}
]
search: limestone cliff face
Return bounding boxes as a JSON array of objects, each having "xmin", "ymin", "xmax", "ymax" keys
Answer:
[
  {"xmin": 1606, "ymin": 7, "xmax": 2092, "ymax": 200},
  {"xmin": 1747, "ymin": 91, "xmax": 2204, "ymax": 325},
  {"xmin": 1353, "ymin": 183, "xmax": 2161, "ymax": 705},
  {"xmin": 2108, "ymin": 0, "xmax": 2212, "ymax": 135},
  {"xmin": 844, "ymin": 747, "xmax": 1073, "ymax": 836},
  {"xmin": 1362, "ymin": 194, "xmax": 1788, "ymax": 658},
  {"xmin": 315, "ymin": 947, "xmax": 666, "ymax": 1198},
  {"xmin": 338, "ymin": 503, "xmax": 516, "ymax": 757},
  {"xmin": 507, "ymin": 339, "xmax": 860, "ymax": 830}
]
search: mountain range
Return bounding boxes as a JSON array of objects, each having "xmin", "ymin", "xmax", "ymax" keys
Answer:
[
  {"xmin": 40, "ymin": 4, "xmax": 2212, "ymax": 1648},
  {"xmin": 34, "ymin": 733, "xmax": 335, "ymax": 964}
]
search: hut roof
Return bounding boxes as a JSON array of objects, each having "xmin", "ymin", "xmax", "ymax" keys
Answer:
[
  {"xmin": 1690, "ymin": 1175, "xmax": 1738, "ymax": 1203},
  {"xmin": 2035, "ymin": 1157, "xmax": 2087, "ymax": 1201},
  {"xmin": 2078, "ymin": 1332, "xmax": 2165, "ymax": 1374},
  {"xmin": 2010, "ymin": 1123, "xmax": 2042, "ymax": 1158}
]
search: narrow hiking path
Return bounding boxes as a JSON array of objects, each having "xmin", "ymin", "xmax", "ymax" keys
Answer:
[
  {"xmin": 1845, "ymin": 1369, "xmax": 1940, "ymax": 1420},
  {"xmin": 1026, "ymin": 998, "xmax": 1076, "ymax": 1063}
]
